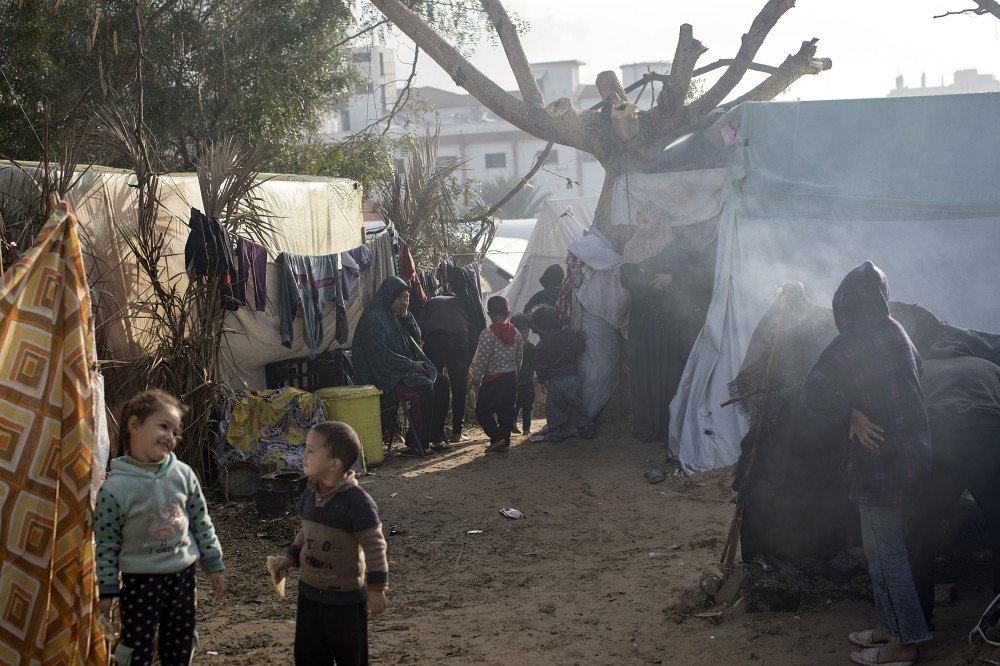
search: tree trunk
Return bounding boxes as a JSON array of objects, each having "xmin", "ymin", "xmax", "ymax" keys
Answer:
[{"xmin": 370, "ymin": 0, "xmax": 831, "ymax": 233}]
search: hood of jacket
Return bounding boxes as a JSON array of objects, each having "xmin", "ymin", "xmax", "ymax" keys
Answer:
[
  {"xmin": 490, "ymin": 322, "xmax": 518, "ymax": 345},
  {"xmin": 539, "ymin": 264, "xmax": 565, "ymax": 288},
  {"xmin": 832, "ymin": 260, "xmax": 891, "ymax": 334}
]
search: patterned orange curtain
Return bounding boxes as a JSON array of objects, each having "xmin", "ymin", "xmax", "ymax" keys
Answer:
[{"xmin": 0, "ymin": 205, "xmax": 107, "ymax": 664}]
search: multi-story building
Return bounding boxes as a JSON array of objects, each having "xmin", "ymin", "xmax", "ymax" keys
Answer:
[
  {"xmin": 888, "ymin": 68, "xmax": 1000, "ymax": 97},
  {"xmin": 323, "ymin": 50, "xmax": 671, "ymax": 203}
]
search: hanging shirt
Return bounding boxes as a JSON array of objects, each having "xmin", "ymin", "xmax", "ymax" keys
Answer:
[
  {"xmin": 278, "ymin": 252, "xmax": 348, "ymax": 349},
  {"xmin": 235, "ymin": 237, "xmax": 269, "ymax": 311}
]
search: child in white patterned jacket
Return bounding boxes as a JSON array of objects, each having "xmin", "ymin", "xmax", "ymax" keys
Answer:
[{"xmin": 470, "ymin": 296, "xmax": 523, "ymax": 453}]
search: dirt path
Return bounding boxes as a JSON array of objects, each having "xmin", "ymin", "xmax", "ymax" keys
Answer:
[{"xmin": 192, "ymin": 426, "xmax": 993, "ymax": 665}]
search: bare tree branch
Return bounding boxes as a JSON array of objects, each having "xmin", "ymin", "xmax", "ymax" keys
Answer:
[
  {"xmin": 720, "ymin": 38, "xmax": 832, "ymax": 110},
  {"xmin": 480, "ymin": 0, "xmax": 545, "ymax": 107},
  {"xmin": 370, "ymin": 0, "xmax": 564, "ymax": 141},
  {"xmin": 934, "ymin": 0, "xmax": 1000, "ymax": 19},
  {"xmin": 477, "ymin": 142, "xmax": 553, "ymax": 220},
  {"xmin": 688, "ymin": 0, "xmax": 795, "ymax": 119},
  {"xmin": 658, "ymin": 24, "xmax": 706, "ymax": 119},
  {"xmin": 693, "ymin": 60, "xmax": 779, "ymax": 77}
]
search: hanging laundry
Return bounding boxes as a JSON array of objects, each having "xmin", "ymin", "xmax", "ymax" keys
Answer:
[
  {"xmin": 184, "ymin": 208, "xmax": 239, "ymax": 311},
  {"xmin": 399, "ymin": 243, "xmax": 427, "ymax": 319},
  {"xmin": 277, "ymin": 252, "xmax": 348, "ymax": 349},
  {"xmin": 184, "ymin": 208, "xmax": 211, "ymax": 277},
  {"xmin": 235, "ymin": 236, "xmax": 269, "ymax": 311},
  {"xmin": 340, "ymin": 250, "xmax": 360, "ymax": 301},
  {"xmin": 346, "ymin": 244, "xmax": 372, "ymax": 270}
]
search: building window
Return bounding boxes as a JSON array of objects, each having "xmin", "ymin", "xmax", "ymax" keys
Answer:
[
  {"xmin": 353, "ymin": 51, "xmax": 371, "ymax": 62},
  {"xmin": 485, "ymin": 153, "xmax": 506, "ymax": 169},
  {"xmin": 437, "ymin": 155, "xmax": 458, "ymax": 167},
  {"xmin": 536, "ymin": 149, "xmax": 559, "ymax": 165},
  {"xmin": 339, "ymin": 109, "xmax": 351, "ymax": 132},
  {"xmin": 379, "ymin": 52, "xmax": 385, "ymax": 76}
]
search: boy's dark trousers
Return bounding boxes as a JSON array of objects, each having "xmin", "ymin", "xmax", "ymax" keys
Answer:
[
  {"xmin": 515, "ymin": 382, "xmax": 535, "ymax": 431},
  {"xmin": 294, "ymin": 595, "xmax": 368, "ymax": 665},
  {"xmin": 475, "ymin": 372, "xmax": 517, "ymax": 444}
]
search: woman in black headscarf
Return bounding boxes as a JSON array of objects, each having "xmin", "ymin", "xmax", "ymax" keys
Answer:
[
  {"xmin": 353, "ymin": 276, "xmax": 451, "ymax": 455},
  {"xmin": 620, "ymin": 205, "xmax": 717, "ymax": 443}
]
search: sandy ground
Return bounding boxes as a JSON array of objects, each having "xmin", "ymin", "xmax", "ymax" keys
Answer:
[{"xmin": 188, "ymin": 424, "xmax": 996, "ymax": 665}]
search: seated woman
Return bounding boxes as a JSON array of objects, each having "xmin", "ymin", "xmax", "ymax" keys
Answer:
[{"xmin": 353, "ymin": 276, "xmax": 451, "ymax": 456}]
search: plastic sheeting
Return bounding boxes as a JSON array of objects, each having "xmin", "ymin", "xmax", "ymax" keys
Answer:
[
  {"xmin": 626, "ymin": 94, "xmax": 1000, "ymax": 472},
  {"xmin": 0, "ymin": 164, "xmax": 366, "ymax": 390},
  {"xmin": 501, "ymin": 196, "xmax": 596, "ymax": 315}
]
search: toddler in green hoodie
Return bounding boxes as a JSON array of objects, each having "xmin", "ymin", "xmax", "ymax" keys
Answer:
[{"xmin": 94, "ymin": 389, "xmax": 225, "ymax": 665}]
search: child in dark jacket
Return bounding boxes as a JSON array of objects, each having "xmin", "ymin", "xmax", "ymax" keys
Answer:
[
  {"xmin": 529, "ymin": 305, "xmax": 595, "ymax": 442},
  {"xmin": 272, "ymin": 421, "xmax": 388, "ymax": 664},
  {"xmin": 470, "ymin": 296, "xmax": 523, "ymax": 453},
  {"xmin": 510, "ymin": 313, "xmax": 536, "ymax": 434}
]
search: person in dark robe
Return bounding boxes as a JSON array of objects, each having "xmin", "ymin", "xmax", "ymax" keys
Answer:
[
  {"xmin": 619, "ymin": 203, "xmax": 717, "ymax": 443},
  {"xmin": 523, "ymin": 264, "xmax": 565, "ymax": 313},
  {"xmin": 421, "ymin": 291, "xmax": 473, "ymax": 443},
  {"xmin": 353, "ymin": 276, "xmax": 451, "ymax": 455}
]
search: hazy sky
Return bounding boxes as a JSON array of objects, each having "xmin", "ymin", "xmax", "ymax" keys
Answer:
[{"xmin": 379, "ymin": 0, "xmax": 1000, "ymax": 102}]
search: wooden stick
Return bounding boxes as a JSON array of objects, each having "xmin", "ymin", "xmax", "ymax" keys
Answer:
[{"xmin": 719, "ymin": 302, "xmax": 788, "ymax": 580}]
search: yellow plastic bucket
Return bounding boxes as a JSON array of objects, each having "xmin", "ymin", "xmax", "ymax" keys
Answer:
[{"xmin": 316, "ymin": 385, "xmax": 384, "ymax": 466}]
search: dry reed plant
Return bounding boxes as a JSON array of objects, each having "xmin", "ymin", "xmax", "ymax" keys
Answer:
[
  {"xmin": 374, "ymin": 126, "xmax": 496, "ymax": 268},
  {"xmin": 92, "ymin": 101, "xmax": 273, "ymax": 480}
]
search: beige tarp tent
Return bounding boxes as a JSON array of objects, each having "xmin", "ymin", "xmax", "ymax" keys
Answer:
[{"xmin": 0, "ymin": 164, "xmax": 367, "ymax": 389}]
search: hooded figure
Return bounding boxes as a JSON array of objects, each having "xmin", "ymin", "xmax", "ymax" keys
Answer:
[
  {"xmin": 801, "ymin": 260, "xmax": 931, "ymax": 507},
  {"xmin": 800, "ymin": 261, "xmax": 931, "ymax": 661},
  {"xmin": 353, "ymin": 276, "xmax": 437, "ymax": 392},
  {"xmin": 523, "ymin": 264, "xmax": 565, "ymax": 313},
  {"xmin": 354, "ymin": 276, "xmax": 450, "ymax": 454}
]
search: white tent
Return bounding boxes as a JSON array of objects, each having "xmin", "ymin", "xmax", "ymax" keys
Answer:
[
  {"xmin": 611, "ymin": 93, "xmax": 1000, "ymax": 472},
  {"xmin": 482, "ymin": 236, "xmax": 530, "ymax": 292},
  {"xmin": 501, "ymin": 196, "xmax": 597, "ymax": 314}
]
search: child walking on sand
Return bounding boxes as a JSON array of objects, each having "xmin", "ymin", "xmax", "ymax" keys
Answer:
[
  {"xmin": 272, "ymin": 421, "xmax": 389, "ymax": 665},
  {"xmin": 95, "ymin": 389, "xmax": 226, "ymax": 666},
  {"xmin": 529, "ymin": 305, "xmax": 595, "ymax": 442},
  {"xmin": 510, "ymin": 312, "xmax": 536, "ymax": 435},
  {"xmin": 470, "ymin": 296, "xmax": 523, "ymax": 453}
]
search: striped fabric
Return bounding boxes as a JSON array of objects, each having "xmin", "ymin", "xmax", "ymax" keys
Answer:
[{"xmin": 0, "ymin": 206, "xmax": 107, "ymax": 664}]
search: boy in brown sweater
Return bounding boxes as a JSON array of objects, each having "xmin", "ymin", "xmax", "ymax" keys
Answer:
[
  {"xmin": 470, "ymin": 296, "xmax": 523, "ymax": 453},
  {"xmin": 272, "ymin": 421, "xmax": 388, "ymax": 665}
]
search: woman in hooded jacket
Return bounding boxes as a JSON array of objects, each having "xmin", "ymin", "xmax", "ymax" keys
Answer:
[
  {"xmin": 353, "ymin": 276, "xmax": 451, "ymax": 455},
  {"xmin": 800, "ymin": 261, "xmax": 932, "ymax": 666}
]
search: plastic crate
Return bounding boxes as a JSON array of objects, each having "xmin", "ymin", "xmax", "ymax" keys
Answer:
[
  {"xmin": 264, "ymin": 357, "xmax": 319, "ymax": 392},
  {"xmin": 264, "ymin": 350, "xmax": 354, "ymax": 393}
]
